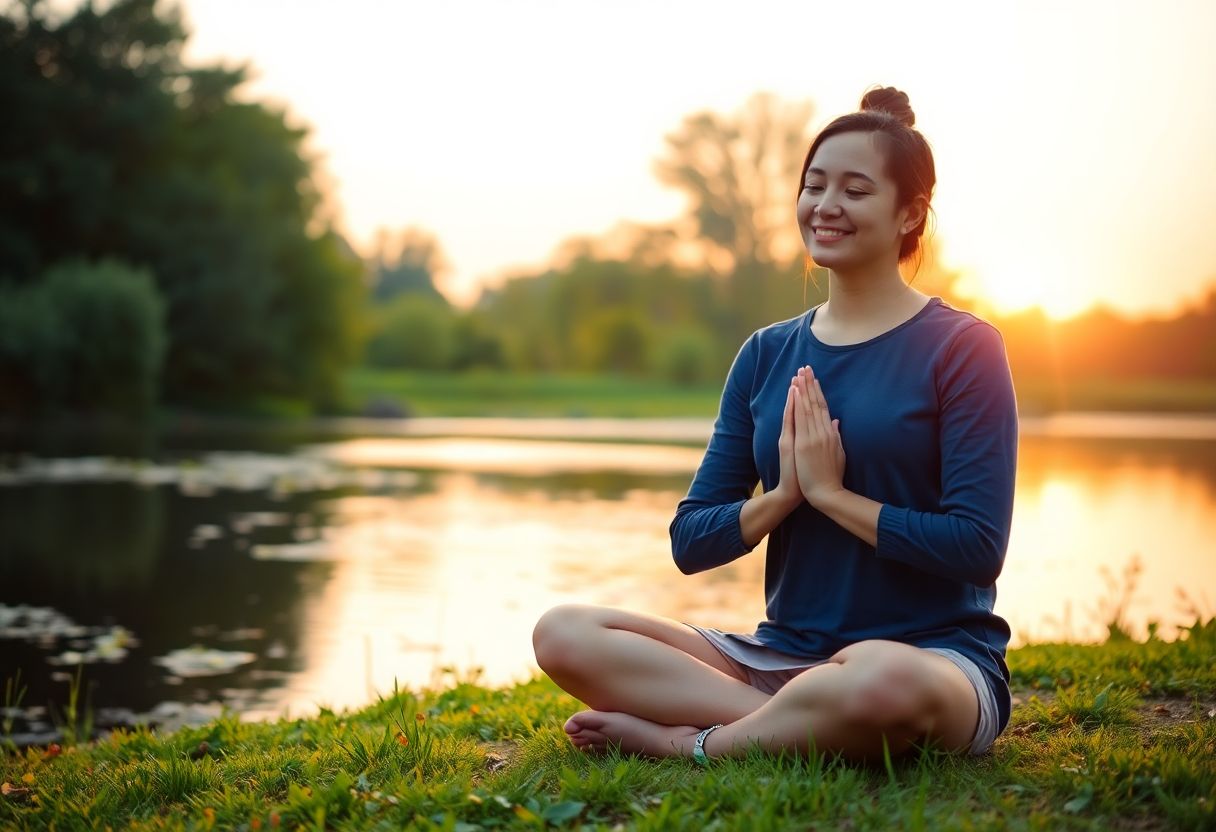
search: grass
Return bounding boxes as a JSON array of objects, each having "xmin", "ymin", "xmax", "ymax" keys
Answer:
[
  {"xmin": 2, "ymin": 617, "xmax": 1214, "ymax": 830},
  {"xmin": 342, "ymin": 369, "xmax": 724, "ymax": 418},
  {"xmin": 342, "ymin": 369, "xmax": 1216, "ymax": 419}
]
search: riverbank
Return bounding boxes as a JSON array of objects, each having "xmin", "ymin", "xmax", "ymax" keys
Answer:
[
  {"xmin": 343, "ymin": 369, "xmax": 1216, "ymax": 419},
  {"xmin": 3, "ymin": 617, "xmax": 1213, "ymax": 830}
]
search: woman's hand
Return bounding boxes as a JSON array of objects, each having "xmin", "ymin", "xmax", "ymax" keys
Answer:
[
  {"xmin": 792, "ymin": 365, "xmax": 846, "ymax": 506},
  {"xmin": 772, "ymin": 384, "xmax": 805, "ymax": 511}
]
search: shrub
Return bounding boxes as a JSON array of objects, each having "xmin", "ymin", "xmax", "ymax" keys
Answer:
[
  {"xmin": 364, "ymin": 295, "xmax": 457, "ymax": 371},
  {"xmin": 0, "ymin": 259, "xmax": 166, "ymax": 415}
]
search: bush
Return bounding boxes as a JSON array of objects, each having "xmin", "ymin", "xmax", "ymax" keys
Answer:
[
  {"xmin": 652, "ymin": 326, "xmax": 718, "ymax": 385},
  {"xmin": 364, "ymin": 295, "xmax": 457, "ymax": 370},
  {"xmin": 0, "ymin": 259, "xmax": 166, "ymax": 416},
  {"xmin": 575, "ymin": 309, "xmax": 654, "ymax": 374}
]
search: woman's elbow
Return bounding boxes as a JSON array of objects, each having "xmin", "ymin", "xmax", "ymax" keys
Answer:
[
  {"xmin": 668, "ymin": 530, "xmax": 701, "ymax": 576},
  {"xmin": 967, "ymin": 529, "xmax": 1008, "ymax": 587}
]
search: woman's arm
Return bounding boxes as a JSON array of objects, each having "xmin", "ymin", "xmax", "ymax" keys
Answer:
[
  {"xmin": 671, "ymin": 334, "xmax": 801, "ymax": 574},
  {"xmin": 740, "ymin": 385, "xmax": 804, "ymax": 546},
  {"xmin": 871, "ymin": 322, "xmax": 1019, "ymax": 587},
  {"xmin": 807, "ymin": 489, "xmax": 882, "ymax": 548}
]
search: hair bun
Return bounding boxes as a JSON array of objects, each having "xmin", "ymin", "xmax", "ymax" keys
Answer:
[{"xmin": 860, "ymin": 86, "xmax": 915, "ymax": 128}]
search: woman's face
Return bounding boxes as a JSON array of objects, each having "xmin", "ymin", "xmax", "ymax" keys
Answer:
[{"xmin": 796, "ymin": 131, "xmax": 919, "ymax": 271}]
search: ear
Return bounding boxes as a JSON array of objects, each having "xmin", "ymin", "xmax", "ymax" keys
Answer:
[{"xmin": 899, "ymin": 195, "xmax": 929, "ymax": 235}]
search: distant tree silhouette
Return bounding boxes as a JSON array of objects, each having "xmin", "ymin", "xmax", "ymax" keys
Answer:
[
  {"xmin": 653, "ymin": 91, "xmax": 815, "ymax": 274},
  {"xmin": 368, "ymin": 226, "xmax": 449, "ymax": 303}
]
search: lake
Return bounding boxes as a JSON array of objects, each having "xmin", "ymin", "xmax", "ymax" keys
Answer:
[{"xmin": 1, "ymin": 414, "xmax": 1214, "ymax": 737}]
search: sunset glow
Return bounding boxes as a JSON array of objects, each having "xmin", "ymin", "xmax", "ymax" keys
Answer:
[{"xmin": 181, "ymin": 0, "xmax": 1216, "ymax": 321}]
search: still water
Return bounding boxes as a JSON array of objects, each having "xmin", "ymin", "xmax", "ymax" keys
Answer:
[{"xmin": 1, "ymin": 415, "xmax": 1214, "ymax": 732}]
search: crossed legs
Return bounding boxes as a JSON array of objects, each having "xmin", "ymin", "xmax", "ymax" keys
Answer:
[{"xmin": 531, "ymin": 603, "xmax": 980, "ymax": 763}]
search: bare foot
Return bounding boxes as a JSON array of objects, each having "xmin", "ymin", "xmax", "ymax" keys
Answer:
[{"xmin": 563, "ymin": 710, "xmax": 702, "ymax": 759}]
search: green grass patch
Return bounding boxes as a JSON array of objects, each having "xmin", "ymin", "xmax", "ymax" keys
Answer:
[
  {"xmin": 1008, "ymin": 376, "xmax": 1216, "ymax": 416},
  {"xmin": 342, "ymin": 369, "xmax": 1216, "ymax": 419},
  {"xmin": 342, "ymin": 369, "xmax": 725, "ymax": 418},
  {"xmin": 4, "ymin": 619, "xmax": 1215, "ymax": 830}
]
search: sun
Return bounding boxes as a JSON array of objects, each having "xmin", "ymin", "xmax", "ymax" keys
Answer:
[{"xmin": 973, "ymin": 263, "xmax": 1092, "ymax": 321}]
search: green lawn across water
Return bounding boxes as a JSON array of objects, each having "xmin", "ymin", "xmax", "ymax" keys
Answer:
[
  {"xmin": 342, "ymin": 369, "xmax": 1216, "ymax": 418},
  {"xmin": 3, "ymin": 617, "xmax": 1214, "ymax": 830}
]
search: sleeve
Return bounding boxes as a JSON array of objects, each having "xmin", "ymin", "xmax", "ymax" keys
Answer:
[
  {"xmin": 874, "ymin": 322, "xmax": 1018, "ymax": 587},
  {"xmin": 669, "ymin": 333, "xmax": 762, "ymax": 575}
]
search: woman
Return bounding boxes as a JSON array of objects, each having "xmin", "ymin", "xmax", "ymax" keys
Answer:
[{"xmin": 532, "ymin": 86, "xmax": 1017, "ymax": 764}]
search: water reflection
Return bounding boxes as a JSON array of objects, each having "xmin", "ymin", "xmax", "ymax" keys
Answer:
[{"xmin": 1, "ymin": 419, "xmax": 1214, "ymax": 727}]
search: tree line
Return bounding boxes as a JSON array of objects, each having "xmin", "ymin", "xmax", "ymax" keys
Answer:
[
  {"xmin": 3, "ymin": 0, "xmax": 1211, "ymax": 420},
  {"xmin": 1, "ymin": 0, "xmax": 362, "ymax": 417}
]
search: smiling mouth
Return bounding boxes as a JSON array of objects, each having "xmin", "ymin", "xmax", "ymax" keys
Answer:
[{"xmin": 813, "ymin": 228, "xmax": 853, "ymax": 240}]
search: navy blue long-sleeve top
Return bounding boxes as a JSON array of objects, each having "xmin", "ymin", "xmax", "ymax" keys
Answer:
[{"xmin": 670, "ymin": 296, "xmax": 1018, "ymax": 733}]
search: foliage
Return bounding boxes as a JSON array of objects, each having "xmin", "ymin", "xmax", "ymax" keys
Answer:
[
  {"xmin": 365, "ymin": 294, "xmax": 458, "ymax": 371},
  {"xmin": 367, "ymin": 226, "xmax": 449, "ymax": 304},
  {"xmin": 652, "ymin": 326, "xmax": 719, "ymax": 386},
  {"xmin": 653, "ymin": 91, "xmax": 816, "ymax": 272},
  {"xmin": 0, "ymin": 0, "xmax": 365, "ymax": 412},
  {"xmin": 0, "ymin": 258, "xmax": 165, "ymax": 415}
]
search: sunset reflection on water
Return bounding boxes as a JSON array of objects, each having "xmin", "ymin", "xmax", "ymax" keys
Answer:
[{"xmin": 253, "ymin": 428, "xmax": 1216, "ymax": 718}]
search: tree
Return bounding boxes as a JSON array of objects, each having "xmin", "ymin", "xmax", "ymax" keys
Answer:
[
  {"xmin": 368, "ymin": 226, "xmax": 449, "ymax": 303},
  {"xmin": 653, "ymin": 92, "xmax": 815, "ymax": 274},
  {"xmin": 0, "ymin": 0, "xmax": 365, "ymax": 411}
]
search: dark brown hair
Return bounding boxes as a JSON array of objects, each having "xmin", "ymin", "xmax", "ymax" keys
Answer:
[{"xmin": 799, "ymin": 85, "xmax": 937, "ymax": 278}]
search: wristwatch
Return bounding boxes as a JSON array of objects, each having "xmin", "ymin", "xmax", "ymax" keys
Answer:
[{"xmin": 692, "ymin": 723, "xmax": 724, "ymax": 766}]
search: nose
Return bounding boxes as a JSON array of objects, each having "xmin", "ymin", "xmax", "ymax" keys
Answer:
[{"xmin": 815, "ymin": 190, "xmax": 843, "ymax": 219}]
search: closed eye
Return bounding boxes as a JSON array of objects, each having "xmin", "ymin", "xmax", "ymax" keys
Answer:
[{"xmin": 804, "ymin": 185, "xmax": 867, "ymax": 197}]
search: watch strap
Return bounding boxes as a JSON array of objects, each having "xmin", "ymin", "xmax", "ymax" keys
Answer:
[{"xmin": 692, "ymin": 723, "xmax": 724, "ymax": 766}]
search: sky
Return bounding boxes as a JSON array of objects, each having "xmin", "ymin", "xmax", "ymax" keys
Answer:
[{"xmin": 178, "ymin": 0, "xmax": 1216, "ymax": 319}]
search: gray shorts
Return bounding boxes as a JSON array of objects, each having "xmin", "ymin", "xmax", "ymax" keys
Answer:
[{"xmin": 685, "ymin": 624, "xmax": 1000, "ymax": 756}]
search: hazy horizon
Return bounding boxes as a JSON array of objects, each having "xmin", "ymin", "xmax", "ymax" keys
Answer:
[{"xmin": 178, "ymin": 0, "xmax": 1216, "ymax": 321}]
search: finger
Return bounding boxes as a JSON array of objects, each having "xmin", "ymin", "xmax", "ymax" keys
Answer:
[
  {"xmin": 808, "ymin": 370, "xmax": 825, "ymax": 412},
  {"xmin": 811, "ymin": 374, "xmax": 828, "ymax": 411},
  {"xmin": 803, "ymin": 371, "xmax": 824, "ymax": 435},
  {"xmin": 813, "ymin": 378, "xmax": 832, "ymax": 432},
  {"xmin": 793, "ymin": 386, "xmax": 810, "ymax": 435},
  {"xmin": 783, "ymin": 384, "xmax": 795, "ymax": 434},
  {"xmin": 798, "ymin": 372, "xmax": 814, "ymax": 418}
]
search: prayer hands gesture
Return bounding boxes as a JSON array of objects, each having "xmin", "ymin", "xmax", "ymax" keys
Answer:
[{"xmin": 776, "ymin": 365, "xmax": 846, "ymax": 508}]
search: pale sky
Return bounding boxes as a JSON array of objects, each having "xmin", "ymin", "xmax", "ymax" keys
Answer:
[{"xmin": 180, "ymin": 0, "xmax": 1216, "ymax": 319}]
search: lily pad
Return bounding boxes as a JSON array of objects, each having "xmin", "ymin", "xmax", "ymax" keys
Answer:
[
  {"xmin": 152, "ymin": 646, "xmax": 257, "ymax": 678},
  {"xmin": 251, "ymin": 541, "xmax": 336, "ymax": 562},
  {"xmin": 46, "ymin": 625, "xmax": 136, "ymax": 665}
]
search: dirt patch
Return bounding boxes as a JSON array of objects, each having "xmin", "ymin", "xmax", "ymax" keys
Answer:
[
  {"xmin": 1128, "ymin": 696, "xmax": 1216, "ymax": 733},
  {"xmin": 1007, "ymin": 688, "xmax": 1216, "ymax": 737},
  {"xmin": 476, "ymin": 740, "xmax": 518, "ymax": 774}
]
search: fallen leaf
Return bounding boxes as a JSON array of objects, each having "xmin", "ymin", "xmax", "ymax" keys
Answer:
[{"xmin": 1152, "ymin": 704, "xmax": 1169, "ymax": 714}]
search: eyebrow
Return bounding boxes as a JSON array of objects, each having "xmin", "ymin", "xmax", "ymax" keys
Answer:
[{"xmin": 806, "ymin": 167, "xmax": 877, "ymax": 185}]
